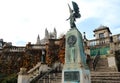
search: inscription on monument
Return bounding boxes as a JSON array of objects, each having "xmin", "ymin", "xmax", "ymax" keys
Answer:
[{"xmin": 64, "ymin": 71, "xmax": 80, "ymax": 81}]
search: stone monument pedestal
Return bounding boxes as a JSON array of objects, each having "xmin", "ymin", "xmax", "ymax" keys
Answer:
[
  {"xmin": 62, "ymin": 64, "xmax": 90, "ymax": 83},
  {"xmin": 62, "ymin": 63, "xmax": 91, "ymax": 83},
  {"xmin": 62, "ymin": 70, "xmax": 90, "ymax": 83},
  {"xmin": 62, "ymin": 1, "xmax": 90, "ymax": 82},
  {"xmin": 62, "ymin": 28, "xmax": 91, "ymax": 83}
]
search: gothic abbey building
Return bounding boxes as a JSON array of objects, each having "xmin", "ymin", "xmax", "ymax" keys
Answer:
[
  {"xmin": 0, "ymin": 26, "xmax": 120, "ymax": 75},
  {"xmin": 40, "ymin": 28, "xmax": 57, "ymax": 44}
]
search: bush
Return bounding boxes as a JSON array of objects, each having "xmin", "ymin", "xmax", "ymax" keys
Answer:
[{"xmin": 1, "ymin": 74, "xmax": 17, "ymax": 83}]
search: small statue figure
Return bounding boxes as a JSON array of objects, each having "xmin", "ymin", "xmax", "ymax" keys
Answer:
[{"xmin": 67, "ymin": 1, "xmax": 81, "ymax": 28}]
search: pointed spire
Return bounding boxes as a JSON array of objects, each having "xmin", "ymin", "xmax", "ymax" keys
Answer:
[
  {"xmin": 36, "ymin": 34, "xmax": 41, "ymax": 45},
  {"xmin": 54, "ymin": 28, "xmax": 57, "ymax": 39},
  {"xmin": 54, "ymin": 27, "xmax": 56, "ymax": 32},
  {"xmin": 45, "ymin": 28, "xmax": 49, "ymax": 39}
]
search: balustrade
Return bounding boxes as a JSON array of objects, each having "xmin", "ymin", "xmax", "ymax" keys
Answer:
[{"xmin": 87, "ymin": 37, "xmax": 111, "ymax": 47}]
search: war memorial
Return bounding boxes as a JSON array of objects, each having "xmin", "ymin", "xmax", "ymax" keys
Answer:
[{"xmin": 62, "ymin": 1, "xmax": 90, "ymax": 83}]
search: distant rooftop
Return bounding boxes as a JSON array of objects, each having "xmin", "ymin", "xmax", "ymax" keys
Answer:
[{"xmin": 93, "ymin": 25, "xmax": 112, "ymax": 34}]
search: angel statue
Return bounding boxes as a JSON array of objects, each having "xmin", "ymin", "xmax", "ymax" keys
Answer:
[{"xmin": 66, "ymin": 1, "xmax": 81, "ymax": 28}]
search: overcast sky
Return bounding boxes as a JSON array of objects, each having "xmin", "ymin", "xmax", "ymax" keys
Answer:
[{"xmin": 0, "ymin": 0, "xmax": 120, "ymax": 46}]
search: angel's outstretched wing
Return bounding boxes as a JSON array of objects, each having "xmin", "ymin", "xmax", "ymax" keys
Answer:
[
  {"xmin": 72, "ymin": 1, "xmax": 81, "ymax": 18},
  {"xmin": 68, "ymin": 4, "xmax": 73, "ymax": 15}
]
